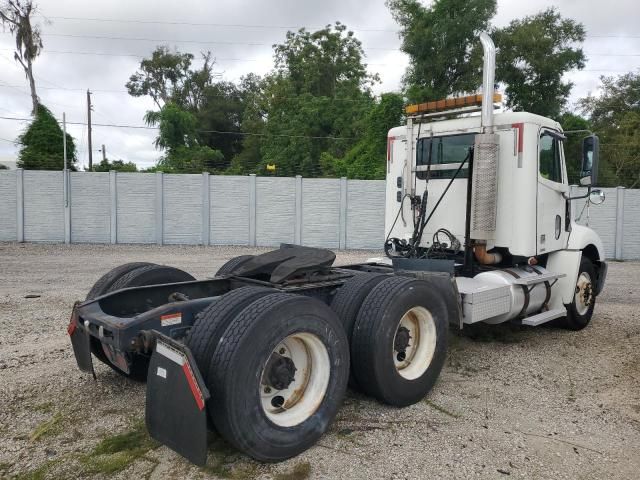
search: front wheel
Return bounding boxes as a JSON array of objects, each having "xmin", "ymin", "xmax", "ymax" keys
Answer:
[{"xmin": 563, "ymin": 257, "xmax": 596, "ymax": 330}]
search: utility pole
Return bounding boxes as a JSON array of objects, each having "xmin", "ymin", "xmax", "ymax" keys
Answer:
[
  {"xmin": 101, "ymin": 144, "xmax": 106, "ymax": 162},
  {"xmin": 87, "ymin": 89, "xmax": 93, "ymax": 171}
]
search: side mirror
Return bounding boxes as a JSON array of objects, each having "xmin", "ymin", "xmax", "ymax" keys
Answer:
[
  {"xmin": 589, "ymin": 189, "xmax": 605, "ymax": 205},
  {"xmin": 580, "ymin": 135, "xmax": 599, "ymax": 186}
]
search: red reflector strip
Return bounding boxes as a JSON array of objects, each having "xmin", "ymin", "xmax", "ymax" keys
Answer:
[
  {"xmin": 182, "ymin": 362, "xmax": 205, "ymax": 411},
  {"xmin": 512, "ymin": 123, "xmax": 524, "ymax": 153},
  {"xmin": 67, "ymin": 320, "xmax": 76, "ymax": 336}
]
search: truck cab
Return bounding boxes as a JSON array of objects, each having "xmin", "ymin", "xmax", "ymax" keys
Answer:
[{"xmin": 384, "ymin": 33, "xmax": 607, "ymax": 330}]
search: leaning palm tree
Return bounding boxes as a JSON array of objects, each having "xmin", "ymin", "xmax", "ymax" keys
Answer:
[{"xmin": 0, "ymin": 0, "xmax": 43, "ymax": 114}]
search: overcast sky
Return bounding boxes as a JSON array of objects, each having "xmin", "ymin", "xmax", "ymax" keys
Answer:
[{"xmin": 0, "ymin": 0, "xmax": 638, "ymax": 169}]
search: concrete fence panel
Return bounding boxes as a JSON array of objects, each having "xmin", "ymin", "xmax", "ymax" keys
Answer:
[
  {"xmin": 623, "ymin": 188, "xmax": 640, "ymax": 260},
  {"xmin": 2, "ymin": 170, "xmax": 640, "ymax": 258},
  {"xmin": 23, "ymin": 171, "xmax": 64, "ymax": 242},
  {"xmin": 346, "ymin": 179, "xmax": 386, "ymax": 249},
  {"xmin": 0, "ymin": 171, "xmax": 17, "ymax": 241},
  {"xmin": 163, "ymin": 174, "xmax": 202, "ymax": 245},
  {"xmin": 301, "ymin": 178, "xmax": 341, "ymax": 249},
  {"xmin": 70, "ymin": 172, "xmax": 111, "ymax": 243},
  {"xmin": 210, "ymin": 175, "xmax": 250, "ymax": 245},
  {"xmin": 116, "ymin": 173, "xmax": 156, "ymax": 244},
  {"xmin": 256, "ymin": 177, "xmax": 296, "ymax": 247}
]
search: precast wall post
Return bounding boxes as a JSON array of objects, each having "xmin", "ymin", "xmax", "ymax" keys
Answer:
[
  {"xmin": 249, "ymin": 174, "xmax": 257, "ymax": 247},
  {"xmin": 155, "ymin": 172, "xmax": 164, "ymax": 245},
  {"xmin": 202, "ymin": 172, "xmax": 210, "ymax": 245},
  {"xmin": 110, "ymin": 170, "xmax": 117, "ymax": 244},
  {"xmin": 615, "ymin": 186, "xmax": 625, "ymax": 261},
  {"xmin": 339, "ymin": 177, "xmax": 348, "ymax": 250},
  {"xmin": 295, "ymin": 175, "xmax": 302, "ymax": 245},
  {"xmin": 16, "ymin": 168, "xmax": 24, "ymax": 242}
]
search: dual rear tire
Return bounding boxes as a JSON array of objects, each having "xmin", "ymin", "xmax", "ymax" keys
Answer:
[
  {"xmin": 333, "ymin": 275, "xmax": 448, "ymax": 406},
  {"xmin": 187, "ymin": 290, "xmax": 349, "ymax": 462}
]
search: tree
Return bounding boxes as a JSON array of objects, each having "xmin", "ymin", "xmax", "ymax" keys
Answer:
[
  {"xmin": 0, "ymin": 163, "xmax": 8, "ymax": 169},
  {"xmin": 255, "ymin": 24, "xmax": 377, "ymax": 177},
  {"xmin": 227, "ymin": 74, "xmax": 268, "ymax": 174},
  {"xmin": 144, "ymin": 102, "xmax": 198, "ymax": 151},
  {"xmin": 155, "ymin": 145, "xmax": 224, "ymax": 174},
  {"xmin": 579, "ymin": 72, "xmax": 640, "ymax": 188},
  {"xmin": 0, "ymin": 0, "xmax": 43, "ymax": 114},
  {"xmin": 322, "ymin": 93, "xmax": 405, "ymax": 179},
  {"xmin": 143, "ymin": 102, "xmax": 225, "ymax": 174},
  {"xmin": 92, "ymin": 158, "xmax": 138, "ymax": 172},
  {"xmin": 126, "ymin": 47, "xmax": 195, "ymax": 109},
  {"xmin": 494, "ymin": 8, "xmax": 585, "ymax": 119},
  {"xmin": 127, "ymin": 47, "xmax": 245, "ymax": 168},
  {"xmin": 388, "ymin": 0, "xmax": 496, "ymax": 102},
  {"xmin": 17, "ymin": 104, "xmax": 76, "ymax": 170}
]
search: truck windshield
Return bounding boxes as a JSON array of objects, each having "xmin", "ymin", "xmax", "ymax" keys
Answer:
[{"xmin": 416, "ymin": 133, "xmax": 475, "ymax": 179}]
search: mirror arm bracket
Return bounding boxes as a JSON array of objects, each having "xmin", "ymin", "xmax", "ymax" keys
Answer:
[{"xmin": 563, "ymin": 185, "xmax": 592, "ymax": 201}]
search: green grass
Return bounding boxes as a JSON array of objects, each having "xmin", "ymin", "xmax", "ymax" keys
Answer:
[
  {"xmin": 424, "ymin": 399, "xmax": 461, "ymax": 419},
  {"xmin": 80, "ymin": 420, "xmax": 159, "ymax": 475},
  {"xmin": 274, "ymin": 462, "xmax": 312, "ymax": 480},
  {"xmin": 31, "ymin": 402, "xmax": 54, "ymax": 414},
  {"xmin": 201, "ymin": 438, "xmax": 261, "ymax": 480},
  {"xmin": 30, "ymin": 413, "xmax": 64, "ymax": 442},
  {"xmin": 11, "ymin": 460, "xmax": 58, "ymax": 480}
]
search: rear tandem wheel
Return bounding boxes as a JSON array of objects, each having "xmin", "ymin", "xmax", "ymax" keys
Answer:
[
  {"xmin": 205, "ymin": 293, "xmax": 349, "ymax": 461},
  {"xmin": 351, "ymin": 276, "xmax": 448, "ymax": 407},
  {"xmin": 85, "ymin": 263, "xmax": 195, "ymax": 381}
]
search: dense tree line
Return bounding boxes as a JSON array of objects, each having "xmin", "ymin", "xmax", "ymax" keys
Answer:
[{"xmin": 7, "ymin": 0, "xmax": 639, "ymax": 187}]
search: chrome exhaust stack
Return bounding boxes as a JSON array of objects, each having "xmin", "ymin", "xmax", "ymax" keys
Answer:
[
  {"xmin": 479, "ymin": 32, "xmax": 496, "ymax": 134},
  {"xmin": 471, "ymin": 33, "xmax": 500, "ymax": 242}
]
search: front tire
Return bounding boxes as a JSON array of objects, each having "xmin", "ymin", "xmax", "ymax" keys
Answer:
[
  {"xmin": 563, "ymin": 257, "xmax": 596, "ymax": 331},
  {"xmin": 207, "ymin": 294, "xmax": 349, "ymax": 461}
]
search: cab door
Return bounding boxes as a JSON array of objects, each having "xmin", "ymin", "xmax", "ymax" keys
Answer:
[{"xmin": 537, "ymin": 129, "xmax": 569, "ymax": 254}]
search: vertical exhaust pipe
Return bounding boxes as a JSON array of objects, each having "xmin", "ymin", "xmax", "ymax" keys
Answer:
[
  {"xmin": 470, "ymin": 32, "xmax": 500, "ymax": 242},
  {"xmin": 479, "ymin": 32, "xmax": 496, "ymax": 133}
]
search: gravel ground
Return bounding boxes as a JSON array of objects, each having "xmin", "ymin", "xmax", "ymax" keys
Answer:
[{"xmin": 0, "ymin": 243, "xmax": 638, "ymax": 480}]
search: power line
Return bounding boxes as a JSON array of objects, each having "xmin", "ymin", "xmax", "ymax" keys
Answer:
[
  {"xmin": 0, "ymin": 31, "xmax": 394, "ymax": 51},
  {"xmin": 0, "ymin": 84, "xmax": 375, "ymax": 103},
  {"xmin": 0, "ymin": 48, "xmax": 265, "ymax": 62},
  {"xmin": 4, "ymin": 31, "xmax": 640, "ymax": 56},
  {"xmin": 1, "ymin": 47, "xmax": 637, "ymax": 70},
  {"xmin": 31, "ymin": 15, "xmax": 640, "ymax": 39},
  {"xmin": 36, "ymin": 15, "xmax": 397, "ymax": 33},
  {"xmin": 0, "ymin": 115, "xmax": 356, "ymax": 140}
]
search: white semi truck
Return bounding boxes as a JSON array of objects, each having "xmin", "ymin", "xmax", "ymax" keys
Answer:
[
  {"xmin": 383, "ymin": 32, "xmax": 606, "ymax": 330},
  {"xmin": 69, "ymin": 32, "xmax": 606, "ymax": 465}
]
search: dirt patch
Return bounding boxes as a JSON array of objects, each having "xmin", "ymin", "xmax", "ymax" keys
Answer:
[{"xmin": 1, "ymin": 243, "xmax": 639, "ymax": 479}]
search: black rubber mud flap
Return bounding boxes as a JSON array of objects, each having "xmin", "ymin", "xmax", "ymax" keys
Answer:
[
  {"xmin": 145, "ymin": 332, "xmax": 210, "ymax": 466},
  {"xmin": 68, "ymin": 302, "xmax": 96, "ymax": 379}
]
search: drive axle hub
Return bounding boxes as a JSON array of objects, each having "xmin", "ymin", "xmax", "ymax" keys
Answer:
[
  {"xmin": 394, "ymin": 326, "xmax": 412, "ymax": 354},
  {"xmin": 264, "ymin": 353, "xmax": 297, "ymax": 390}
]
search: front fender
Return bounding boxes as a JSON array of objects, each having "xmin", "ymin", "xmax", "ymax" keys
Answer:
[{"xmin": 567, "ymin": 224, "xmax": 605, "ymax": 260}]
